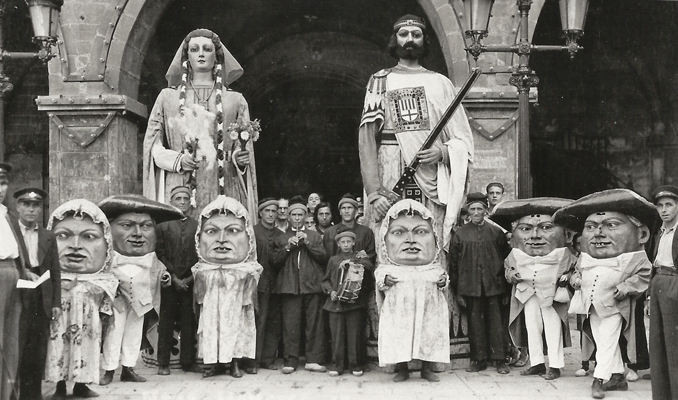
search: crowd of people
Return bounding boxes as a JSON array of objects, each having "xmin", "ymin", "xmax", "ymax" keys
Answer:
[{"xmin": 1, "ymin": 12, "xmax": 677, "ymax": 400}]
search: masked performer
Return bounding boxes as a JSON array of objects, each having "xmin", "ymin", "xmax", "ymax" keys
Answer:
[
  {"xmin": 193, "ymin": 196, "xmax": 262, "ymax": 378},
  {"xmin": 374, "ymin": 199, "xmax": 449, "ymax": 382},
  {"xmin": 555, "ymin": 189, "xmax": 655, "ymax": 399},
  {"xmin": 491, "ymin": 198, "xmax": 576, "ymax": 380},
  {"xmin": 45, "ymin": 199, "xmax": 119, "ymax": 399}
]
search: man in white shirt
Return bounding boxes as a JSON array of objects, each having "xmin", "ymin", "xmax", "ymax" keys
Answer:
[
  {"xmin": 0, "ymin": 163, "xmax": 30, "ymax": 399},
  {"xmin": 649, "ymin": 185, "xmax": 678, "ymax": 400},
  {"xmin": 13, "ymin": 187, "xmax": 61, "ymax": 400}
]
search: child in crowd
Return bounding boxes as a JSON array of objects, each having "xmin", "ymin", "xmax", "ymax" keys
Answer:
[{"xmin": 321, "ymin": 226, "xmax": 374, "ymax": 377}]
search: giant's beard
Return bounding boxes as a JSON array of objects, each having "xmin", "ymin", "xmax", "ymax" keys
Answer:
[{"xmin": 395, "ymin": 42, "xmax": 426, "ymax": 60}]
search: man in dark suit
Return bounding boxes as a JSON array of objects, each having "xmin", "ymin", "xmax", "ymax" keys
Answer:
[
  {"xmin": 649, "ymin": 185, "xmax": 678, "ymax": 400},
  {"xmin": 13, "ymin": 187, "xmax": 61, "ymax": 400},
  {"xmin": 0, "ymin": 163, "xmax": 31, "ymax": 399}
]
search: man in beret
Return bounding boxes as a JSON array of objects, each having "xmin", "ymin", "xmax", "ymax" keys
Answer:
[
  {"xmin": 13, "ymin": 188, "xmax": 61, "ymax": 400},
  {"xmin": 99, "ymin": 195, "xmax": 182, "ymax": 385},
  {"xmin": 648, "ymin": 185, "xmax": 678, "ymax": 399},
  {"xmin": 251, "ymin": 197, "xmax": 283, "ymax": 371},
  {"xmin": 154, "ymin": 186, "xmax": 202, "ymax": 375},
  {"xmin": 0, "ymin": 163, "xmax": 32, "ymax": 399},
  {"xmin": 555, "ymin": 188, "xmax": 654, "ymax": 399},
  {"xmin": 323, "ymin": 194, "xmax": 376, "ymax": 263},
  {"xmin": 449, "ymin": 192, "xmax": 511, "ymax": 374},
  {"xmin": 271, "ymin": 195, "xmax": 327, "ymax": 374},
  {"xmin": 491, "ymin": 198, "xmax": 575, "ymax": 381}
]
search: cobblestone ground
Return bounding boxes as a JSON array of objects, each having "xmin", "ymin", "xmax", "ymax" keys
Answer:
[{"xmin": 41, "ymin": 325, "xmax": 653, "ymax": 400}]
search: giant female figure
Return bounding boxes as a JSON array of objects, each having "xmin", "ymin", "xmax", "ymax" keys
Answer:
[{"xmin": 143, "ymin": 29, "xmax": 258, "ymax": 221}]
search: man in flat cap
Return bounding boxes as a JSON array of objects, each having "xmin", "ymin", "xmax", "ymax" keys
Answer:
[
  {"xmin": 648, "ymin": 185, "xmax": 678, "ymax": 399},
  {"xmin": 491, "ymin": 198, "xmax": 576, "ymax": 381},
  {"xmin": 99, "ymin": 195, "xmax": 182, "ymax": 385},
  {"xmin": 154, "ymin": 186, "xmax": 202, "ymax": 375},
  {"xmin": 251, "ymin": 197, "xmax": 283, "ymax": 371},
  {"xmin": 0, "ymin": 163, "xmax": 32, "ymax": 399},
  {"xmin": 449, "ymin": 192, "xmax": 511, "ymax": 374},
  {"xmin": 555, "ymin": 188, "xmax": 655, "ymax": 399},
  {"xmin": 270, "ymin": 195, "xmax": 327, "ymax": 374},
  {"xmin": 13, "ymin": 188, "xmax": 61, "ymax": 400},
  {"xmin": 359, "ymin": 14, "xmax": 474, "ymax": 252}
]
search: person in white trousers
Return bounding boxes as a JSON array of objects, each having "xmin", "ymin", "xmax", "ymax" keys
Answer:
[
  {"xmin": 491, "ymin": 198, "xmax": 577, "ymax": 381},
  {"xmin": 554, "ymin": 189, "xmax": 655, "ymax": 399},
  {"xmin": 98, "ymin": 195, "xmax": 182, "ymax": 385}
]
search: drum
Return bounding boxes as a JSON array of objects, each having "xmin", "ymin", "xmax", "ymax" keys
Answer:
[{"xmin": 337, "ymin": 261, "xmax": 364, "ymax": 303}]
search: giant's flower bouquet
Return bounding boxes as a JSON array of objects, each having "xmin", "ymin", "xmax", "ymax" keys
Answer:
[{"xmin": 227, "ymin": 118, "xmax": 261, "ymax": 151}]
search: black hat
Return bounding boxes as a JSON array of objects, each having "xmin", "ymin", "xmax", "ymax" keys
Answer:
[
  {"xmin": 490, "ymin": 197, "xmax": 573, "ymax": 231},
  {"xmin": 553, "ymin": 188, "xmax": 660, "ymax": 233},
  {"xmin": 0, "ymin": 163, "xmax": 11, "ymax": 177},
  {"xmin": 651, "ymin": 185, "xmax": 678, "ymax": 204},
  {"xmin": 99, "ymin": 194, "xmax": 184, "ymax": 224},
  {"xmin": 13, "ymin": 188, "xmax": 47, "ymax": 203},
  {"xmin": 465, "ymin": 192, "xmax": 488, "ymax": 208}
]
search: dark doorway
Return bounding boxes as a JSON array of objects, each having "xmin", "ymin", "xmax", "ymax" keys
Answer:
[{"xmin": 251, "ymin": 77, "xmax": 364, "ymax": 205}]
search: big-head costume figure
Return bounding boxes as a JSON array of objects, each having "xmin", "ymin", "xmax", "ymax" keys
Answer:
[
  {"xmin": 192, "ymin": 196, "xmax": 263, "ymax": 378},
  {"xmin": 358, "ymin": 14, "xmax": 474, "ymax": 250},
  {"xmin": 143, "ymin": 28, "xmax": 258, "ymax": 221},
  {"xmin": 98, "ymin": 195, "xmax": 182, "ymax": 385},
  {"xmin": 45, "ymin": 199, "xmax": 119, "ymax": 399},
  {"xmin": 374, "ymin": 199, "xmax": 449, "ymax": 382},
  {"xmin": 491, "ymin": 198, "xmax": 576, "ymax": 381},
  {"xmin": 554, "ymin": 189, "xmax": 656, "ymax": 399}
]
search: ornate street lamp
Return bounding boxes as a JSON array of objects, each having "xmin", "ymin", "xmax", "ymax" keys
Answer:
[
  {"xmin": 462, "ymin": 0, "xmax": 589, "ymax": 197},
  {"xmin": 0, "ymin": 0, "xmax": 62, "ymax": 159}
]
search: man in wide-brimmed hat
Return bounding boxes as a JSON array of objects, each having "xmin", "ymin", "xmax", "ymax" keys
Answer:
[
  {"xmin": 554, "ymin": 188, "xmax": 656, "ymax": 399},
  {"xmin": 491, "ymin": 197, "xmax": 576, "ymax": 381},
  {"xmin": 99, "ymin": 195, "xmax": 183, "ymax": 385}
]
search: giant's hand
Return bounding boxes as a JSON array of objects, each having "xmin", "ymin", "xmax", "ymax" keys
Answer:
[
  {"xmin": 416, "ymin": 147, "xmax": 443, "ymax": 164},
  {"xmin": 235, "ymin": 150, "xmax": 250, "ymax": 168},
  {"xmin": 181, "ymin": 154, "xmax": 199, "ymax": 171},
  {"xmin": 373, "ymin": 196, "xmax": 391, "ymax": 220}
]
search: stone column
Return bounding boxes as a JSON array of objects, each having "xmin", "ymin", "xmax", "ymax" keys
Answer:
[{"xmin": 36, "ymin": 95, "xmax": 146, "ymax": 211}]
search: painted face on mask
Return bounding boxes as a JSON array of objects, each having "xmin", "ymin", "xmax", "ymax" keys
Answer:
[
  {"xmin": 512, "ymin": 214, "xmax": 566, "ymax": 256},
  {"xmin": 385, "ymin": 214, "xmax": 436, "ymax": 265},
  {"xmin": 53, "ymin": 216, "xmax": 108, "ymax": 274},
  {"xmin": 199, "ymin": 213, "xmax": 249, "ymax": 264},
  {"xmin": 110, "ymin": 213, "xmax": 157, "ymax": 257},
  {"xmin": 581, "ymin": 211, "xmax": 648, "ymax": 258}
]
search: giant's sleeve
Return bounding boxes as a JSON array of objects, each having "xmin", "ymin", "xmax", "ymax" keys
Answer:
[
  {"xmin": 359, "ymin": 73, "xmax": 387, "ymax": 198},
  {"xmin": 144, "ymin": 91, "xmax": 183, "ymax": 172}
]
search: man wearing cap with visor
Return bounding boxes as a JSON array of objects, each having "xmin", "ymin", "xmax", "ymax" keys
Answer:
[
  {"xmin": 449, "ymin": 192, "xmax": 511, "ymax": 374},
  {"xmin": 649, "ymin": 185, "xmax": 678, "ymax": 399},
  {"xmin": 555, "ymin": 189, "xmax": 654, "ymax": 399},
  {"xmin": 13, "ymin": 187, "xmax": 61, "ymax": 400},
  {"xmin": 0, "ymin": 163, "xmax": 32, "ymax": 399}
]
